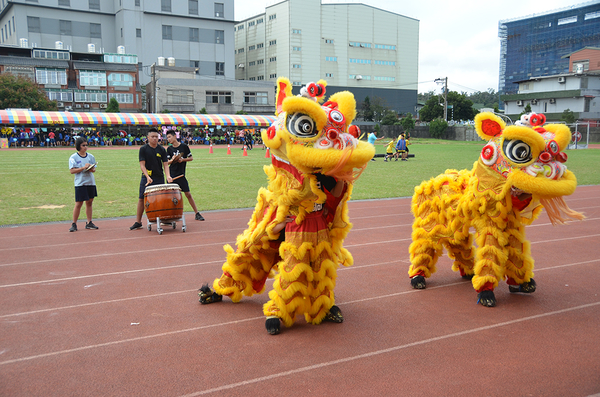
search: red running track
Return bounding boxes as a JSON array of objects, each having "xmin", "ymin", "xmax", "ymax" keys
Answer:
[{"xmin": 1, "ymin": 186, "xmax": 599, "ymax": 397}]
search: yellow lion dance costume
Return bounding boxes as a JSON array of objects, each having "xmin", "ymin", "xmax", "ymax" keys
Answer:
[
  {"xmin": 199, "ymin": 77, "xmax": 374, "ymax": 334},
  {"xmin": 408, "ymin": 112, "xmax": 585, "ymax": 306}
]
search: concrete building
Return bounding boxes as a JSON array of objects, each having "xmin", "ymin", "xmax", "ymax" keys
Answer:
[
  {"xmin": 233, "ymin": 0, "xmax": 419, "ymax": 116},
  {"xmin": 0, "ymin": 43, "xmax": 142, "ymax": 111},
  {"xmin": 148, "ymin": 65, "xmax": 274, "ymax": 114},
  {"xmin": 500, "ymin": 48, "xmax": 600, "ymax": 122},
  {"xmin": 0, "ymin": 0, "xmax": 234, "ymax": 85},
  {"xmin": 498, "ymin": 1, "xmax": 600, "ymax": 95}
]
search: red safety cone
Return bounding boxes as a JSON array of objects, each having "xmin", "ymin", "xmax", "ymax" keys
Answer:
[
  {"xmin": 209, "ymin": 143, "xmax": 213, "ymax": 154},
  {"xmin": 243, "ymin": 145, "xmax": 248, "ymax": 156},
  {"xmin": 227, "ymin": 144, "xmax": 231, "ymax": 155},
  {"xmin": 265, "ymin": 147, "xmax": 270, "ymax": 158}
]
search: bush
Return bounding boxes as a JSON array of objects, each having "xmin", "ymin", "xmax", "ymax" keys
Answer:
[{"xmin": 429, "ymin": 118, "xmax": 448, "ymax": 139}]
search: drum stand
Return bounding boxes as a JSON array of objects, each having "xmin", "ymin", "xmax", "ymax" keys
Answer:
[{"xmin": 146, "ymin": 215, "xmax": 187, "ymax": 235}]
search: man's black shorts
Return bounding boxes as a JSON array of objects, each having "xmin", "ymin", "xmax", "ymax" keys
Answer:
[
  {"xmin": 139, "ymin": 176, "xmax": 165, "ymax": 199},
  {"xmin": 172, "ymin": 176, "xmax": 190, "ymax": 193},
  {"xmin": 75, "ymin": 185, "xmax": 98, "ymax": 202}
]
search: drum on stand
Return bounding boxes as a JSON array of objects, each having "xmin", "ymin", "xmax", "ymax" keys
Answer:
[{"xmin": 144, "ymin": 184, "xmax": 184, "ymax": 233}]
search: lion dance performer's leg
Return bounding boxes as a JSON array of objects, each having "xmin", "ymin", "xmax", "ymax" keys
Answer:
[
  {"xmin": 504, "ymin": 212, "xmax": 536, "ymax": 293},
  {"xmin": 264, "ymin": 212, "xmax": 337, "ymax": 328}
]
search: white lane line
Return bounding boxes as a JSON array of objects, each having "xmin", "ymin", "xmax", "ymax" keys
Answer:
[{"xmin": 177, "ymin": 301, "xmax": 600, "ymax": 396}]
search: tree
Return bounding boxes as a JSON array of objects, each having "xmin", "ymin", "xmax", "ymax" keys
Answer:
[
  {"xmin": 429, "ymin": 118, "xmax": 448, "ymax": 139},
  {"xmin": 106, "ymin": 97, "xmax": 120, "ymax": 112},
  {"xmin": 519, "ymin": 103, "xmax": 532, "ymax": 118},
  {"xmin": 446, "ymin": 91, "xmax": 477, "ymax": 121},
  {"xmin": 419, "ymin": 96, "xmax": 444, "ymax": 122},
  {"xmin": 370, "ymin": 96, "xmax": 390, "ymax": 123},
  {"xmin": 560, "ymin": 108, "xmax": 576, "ymax": 124},
  {"xmin": 0, "ymin": 73, "xmax": 57, "ymax": 111},
  {"xmin": 381, "ymin": 111, "xmax": 399, "ymax": 125},
  {"xmin": 199, "ymin": 107, "xmax": 207, "ymax": 114},
  {"xmin": 467, "ymin": 88, "xmax": 498, "ymax": 109},
  {"xmin": 400, "ymin": 115, "xmax": 415, "ymax": 133},
  {"xmin": 359, "ymin": 96, "xmax": 374, "ymax": 121}
]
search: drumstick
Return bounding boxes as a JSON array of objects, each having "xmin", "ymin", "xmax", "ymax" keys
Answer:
[{"xmin": 172, "ymin": 174, "xmax": 184, "ymax": 181}]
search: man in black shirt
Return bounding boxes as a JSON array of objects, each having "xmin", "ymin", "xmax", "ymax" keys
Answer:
[
  {"xmin": 130, "ymin": 128, "xmax": 172, "ymax": 230},
  {"xmin": 166, "ymin": 130, "xmax": 205, "ymax": 221}
]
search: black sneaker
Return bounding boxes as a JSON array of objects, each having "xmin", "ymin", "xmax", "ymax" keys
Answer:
[
  {"xmin": 85, "ymin": 221, "xmax": 98, "ymax": 230},
  {"xmin": 129, "ymin": 221, "xmax": 143, "ymax": 230},
  {"xmin": 69, "ymin": 223, "xmax": 77, "ymax": 232},
  {"xmin": 195, "ymin": 212, "xmax": 205, "ymax": 221}
]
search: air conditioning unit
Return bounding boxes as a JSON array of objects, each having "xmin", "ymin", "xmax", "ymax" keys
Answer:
[
  {"xmin": 531, "ymin": 99, "xmax": 538, "ymax": 105},
  {"xmin": 238, "ymin": 64, "xmax": 245, "ymax": 68},
  {"xmin": 516, "ymin": 100, "xmax": 523, "ymax": 106},
  {"xmin": 84, "ymin": 104, "xmax": 90, "ymax": 108},
  {"xmin": 75, "ymin": 104, "xmax": 82, "ymax": 109},
  {"xmin": 99, "ymin": 103, "xmax": 108, "ymax": 109},
  {"xmin": 558, "ymin": 76, "xmax": 566, "ymax": 83},
  {"xmin": 549, "ymin": 98, "xmax": 556, "ymax": 104},
  {"xmin": 57, "ymin": 102, "xmax": 64, "ymax": 107}
]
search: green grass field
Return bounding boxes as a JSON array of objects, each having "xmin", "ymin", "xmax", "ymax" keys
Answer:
[{"xmin": 0, "ymin": 139, "xmax": 598, "ymax": 226}]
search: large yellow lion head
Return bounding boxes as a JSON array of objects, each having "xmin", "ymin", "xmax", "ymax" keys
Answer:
[
  {"xmin": 474, "ymin": 112, "xmax": 577, "ymax": 199},
  {"xmin": 261, "ymin": 77, "xmax": 374, "ymax": 180}
]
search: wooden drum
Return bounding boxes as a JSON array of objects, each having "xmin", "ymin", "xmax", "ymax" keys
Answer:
[{"xmin": 144, "ymin": 184, "xmax": 183, "ymax": 222}]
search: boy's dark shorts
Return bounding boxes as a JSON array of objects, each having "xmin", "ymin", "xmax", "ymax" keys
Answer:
[
  {"xmin": 75, "ymin": 185, "xmax": 98, "ymax": 202},
  {"xmin": 139, "ymin": 176, "xmax": 165, "ymax": 199},
  {"xmin": 172, "ymin": 176, "xmax": 190, "ymax": 193}
]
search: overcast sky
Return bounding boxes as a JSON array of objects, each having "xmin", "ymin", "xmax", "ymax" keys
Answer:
[{"xmin": 235, "ymin": 0, "xmax": 587, "ymax": 95}]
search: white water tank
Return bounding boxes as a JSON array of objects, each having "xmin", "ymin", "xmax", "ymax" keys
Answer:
[
  {"xmin": 55, "ymin": 41, "xmax": 64, "ymax": 49},
  {"xmin": 576, "ymin": 63, "xmax": 584, "ymax": 74},
  {"xmin": 88, "ymin": 43, "xmax": 96, "ymax": 53},
  {"xmin": 117, "ymin": 45, "xmax": 125, "ymax": 54},
  {"xmin": 167, "ymin": 57, "xmax": 175, "ymax": 66},
  {"xmin": 158, "ymin": 56, "xmax": 165, "ymax": 66},
  {"xmin": 19, "ymin": 38, "xmax": 28, "ymax": 48}
]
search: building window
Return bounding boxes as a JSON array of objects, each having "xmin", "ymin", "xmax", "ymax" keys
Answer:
[
  {"xmin": 136, "ymin": 28, "xmax": 141, "ymax": 38},
  {"xmin": 269, "ymin": 73, "xmax": 277, "ymax": 78},
  {"xmin": 373, "ymin": 76, "xmax": 395, "ymax": 81},
  {"xmin": 215, "ymin": 30, "xmax": 224, "ymax": 44},
  {"xmin": 167, "ymin": 90, "xmax": 193, "ymax": 104},
  {"xmin": 34, "ymin": 49, "xmax": 69, "ymax": 60},
  {"xmin": 237, "ymin": 48, "xmax": 244, "ymax": 53},
  {"xmin": 349, "ymin": 74, "xmax": 370, "ymax": 80},
  {"xmin": 190, "ymin": 28, "xmax": 199, "ymax": 42},
  {"xmin": 58, "ymin": 0, "xmax": 70, "ymax": 6},
  {"xmin": 236, "ymin": 24, "xmax": 244, "ymax": 30},
  {"xmin": 257, "ymin": 43, "xmax": 263, "ymax": 49},
  {"xmin": 249, "ymin": 77, "xmax": 256, "ymax": 81},
  {"xmin": 293, "ymin": 64, "xmax": 301, "ymax": 69},
  {"xmin": 325, "ymin": 73, "xmax": 333, "ymax": 77},
  {"xmin": 269, "ymin": 57, "xmax": 276, "ymax": 62},
  {"xmin": 349, "ymin": 42, "xmax": 371, "ymax": 48},
  {"xmin": 36, "ymin": 68, "xmax": 68, "ymax": 85},
  {"xmin": 60, "ymin": 20, "xmax": 71, "ymax": 35},
  {"xmin": 257, "ymin": 59, "xmax": 264, "ymax": 64},
  {"xmin": 79, "ymin": 70, "xmax": 107, "ymax": 87},
  {"xmin": 135, "ymin": 0, "xmax": 140, "ymax": 6},
  {"xmin": 90, "ymin": 23, "xmax": 101, "ymax": 38},
  {"xmin": 89, "ymin": 0, "xmax": 100, "ymax": 10},
  {"xmin": 189, "ymin": 0, "xmax": 198, "ymax": 15},
  {"xmin": 374, "ymin": 60, "xmax": 396, "ymax": 66},
  {"xmin": 257, "ymin": 18, "xmax": 263, "ymax": 24},
  {"xmin": 27, "ymin": 17, "xmax": 40, "ymax": 33},
  {"xmin": 293, "ymin": 46, "xmax": 301, "ymax": 51},
  {"xmin": 190, "ymin": 60, "xmax": 199, "ymax": 68},
  {"xmin": 46, "ymin": 90, "xmax": 73, "ymax": 101},
  {"xmin": 292, "ymin": 29, "xmax": 301, "ymax": 34},
  {"xmin": 269, "ymin": 40, "xmax": 276, "ymax": 46},
  {"xmin": 248, "ymin": 21, "xmax": 255, "ymax": 27},
  {"xmin": 269, "ymin": 14, "xmax": 276, "ymax": 20},
  {"xmin": 248, "ymin": 61, "xmax": 255, "ymax": 66},
  {"xmin": 325, "ymin": 39, "xmax": 333, "ymax": 44},
  {"xmin": 215, "ymin": 3, "xmax": 224, "ymax": 18},
  {"xmin": 74, "ymin": 91, "xmax": 106, "ymax": 103},
  {"xmin": 206, "ymin": 91, "xmax": 231, "ymax": 104},
  {"xmin": 161, "ymin": 0, "xmax": 171, "ymax": 12},
  {"xmin": 109, "ymin": 93, "xmax": 134, "ymax": 104},
  {"xmin": 248, "ymin": 45, "xmax": 255, "ymax": 51},
  {"xmin": 162, "ymin": 25, "xmax": 172, "ymax": 40},
  {"xmin": 325, "ymin": 56, "xmax": 337, "ymax": 61},
  {"xmin": 215, "ymin": 62, "xmax": 224, "ymax": 76},
  {"xmin": 374, "ymin": 44, "xmax": 396, "ymax": 50},
  {"xmin": 349, "ymin": 58, "xmax": 371, "ymax": 64},
  {"xmin": 257, "ymin": 75, "xmax": 264, "ymax": 80},
  {"xmin": 108, "ymin": 73, "xmax": 133, "ymax": 87}
]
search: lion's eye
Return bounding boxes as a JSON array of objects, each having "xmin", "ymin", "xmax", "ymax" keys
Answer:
[
  {"xmin": 287, "ymin": 113, "xmax": 317, "ymax": 138},
  {"xmin": 503, "ymin": 139, "xmax": 532, "ymax": 164}
]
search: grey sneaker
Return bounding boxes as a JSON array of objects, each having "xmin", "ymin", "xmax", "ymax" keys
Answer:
[
  {"xmin": 195, "ymin": 212, "xmax": 205, "ymax": 221},
  {"xmin": 129, "ymin": 221, "xmax": 143, "ymax": 230},
  {"xmin": 69, "ymin": 223, "xmax": 77, "ymax": 232},
  {"xmin": 85, "ymin": 221, "xmax": 98, "ymax": 230}
]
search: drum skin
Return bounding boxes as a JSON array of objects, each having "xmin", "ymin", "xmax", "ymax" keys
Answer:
[{"xmin": 144, "ymin": 184, "xmax": 183, "ymax": 222}]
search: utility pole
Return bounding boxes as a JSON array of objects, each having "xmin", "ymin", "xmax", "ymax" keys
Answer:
[
  {"xmin": 435, "ymin": 77, "xmax": 448, "ymax": 121},
  {"xmin": 151, "ymin": 62, "xmax": 156, "ymax": 113}
]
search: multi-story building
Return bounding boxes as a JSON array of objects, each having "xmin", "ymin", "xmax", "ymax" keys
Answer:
[
  {"xmin": 498, "ymin": 1, "xmax": 600, "ymax": 95},
  {"xmin": 0, "ymin": 43, "xmax": 142, "ymax": 111},
  {"xmin": 501, "ymin": 47, "xmax": 600, "ymax": 122},
  {"xmin": 0, "ymin": 0, "xmax": 234, "ymax": 85},
  {"xmin": 234, "ymin": 0, "xmax": 419, "ymax": 115}
]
